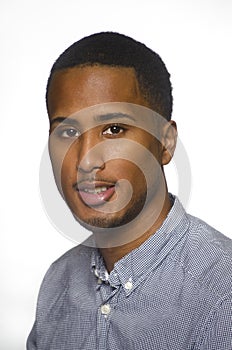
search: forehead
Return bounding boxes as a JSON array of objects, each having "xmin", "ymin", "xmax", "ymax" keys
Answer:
[{"xmin": 47, "ymin": 65, "xmax": 150, "ymax": 118}]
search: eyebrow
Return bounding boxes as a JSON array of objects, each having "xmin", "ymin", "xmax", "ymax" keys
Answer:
[
  {"xmin": 50, "ymin": 116, "xmax": 76, "ymax": 127},
  {"xmin": 94, "ymin": 112, "xmax": 135, "ymax": 122},
  {"xmin": 50, "ymin": 112, "xmax": 135, "ymax": 127}
]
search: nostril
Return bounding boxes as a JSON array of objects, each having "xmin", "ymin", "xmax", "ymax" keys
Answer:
[{"xmin": 77, "ymin": 157, "xmax": 105, "ymax": 173}]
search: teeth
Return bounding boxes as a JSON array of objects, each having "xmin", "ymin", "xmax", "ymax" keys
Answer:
[{"xmin": 83, "ymin": 186, "xmax": 107, "ymax": 194}]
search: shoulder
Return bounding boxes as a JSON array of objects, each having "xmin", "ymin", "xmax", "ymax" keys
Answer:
[
  {"xmin": 44, "ymin": 244, "xmax": 95, "ymax": 282},
  {"xmin": 173, "ymin": 213, "xmax": 232, "ymax": 298},
  {"xmin": 53, "ymin": 243, "xmax": 94, "ymax": 266},
  {"xmin": 186, "ymin": 213, "xmax": 232, "ymax": 267},
  {"xmin": 188, "ymin": 214, "xmax": 232, "ymax": 253},
  {"xmin": 38, "ymin": 244, "xmax": 94, "ymax": 298},
  {"xmin": 34, "ymin": 244, "xmax": 95, "ymax": 318}
]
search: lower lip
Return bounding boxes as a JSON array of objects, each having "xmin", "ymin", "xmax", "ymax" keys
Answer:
[{"xmin": 78, "ymin": 187, "xmax": 115, "ymax": 206}]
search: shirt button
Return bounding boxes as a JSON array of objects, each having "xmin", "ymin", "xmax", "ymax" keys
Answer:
[
  {"xmin": 101, "ymin": 304, "xmax": 111, "ymax": 315},
  {"xmin": 125, "ymin": 281, "xmax": 133, "ymax": 290}
]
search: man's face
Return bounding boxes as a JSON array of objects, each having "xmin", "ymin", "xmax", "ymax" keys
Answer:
[{"xmin": 47, "ymin": 65, "xmax": 166, "ymax": 230}]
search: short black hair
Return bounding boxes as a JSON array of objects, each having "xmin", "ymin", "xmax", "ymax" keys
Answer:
[{"xmin": 46, "ymin": 32, "xmax": 173, "ymax": 120}]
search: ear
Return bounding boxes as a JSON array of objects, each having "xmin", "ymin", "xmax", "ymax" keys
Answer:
[{"xmin": 161, "ymin": 120, "xmax": 177, "ymax": 165}]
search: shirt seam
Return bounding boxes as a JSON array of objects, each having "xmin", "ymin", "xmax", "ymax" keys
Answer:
[
  {"xmin": 194, "ymin": 292, "xmax": 232, "ymax": 349},
  {"xmin": 169, "ymin": 218, "xmax": 231, "ymax": 297},
  {"xmin": 189, "ymin": 217, "xmax": 232, "ymax": 259},
  {"xmin": 168, "ymin": 253, "xmax": 228, "ymax": 301}
]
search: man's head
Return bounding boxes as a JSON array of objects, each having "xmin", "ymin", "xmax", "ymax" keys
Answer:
[
  {"xmin": 46, "ymin": 32, "xmax": 172, "ymax": 120},
  {"xmin": 47, "ymin": 33, "xmax": 176, "ymax": 240}
]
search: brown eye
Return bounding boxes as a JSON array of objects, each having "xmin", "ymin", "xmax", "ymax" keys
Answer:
[{"xmin": 103, "ymin": 125, "xmax": 124, "ymax": 135}]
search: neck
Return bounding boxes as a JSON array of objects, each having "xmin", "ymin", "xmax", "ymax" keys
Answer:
[{"xmin": 97, "ymin": 191, "xmax": 172, "ymax": 272}]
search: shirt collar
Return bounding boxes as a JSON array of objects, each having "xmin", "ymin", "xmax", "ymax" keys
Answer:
[
  {"xmin": 91, "ymin": 250, "xmax": 109, "ymax": 282},
  {"xmin": 91, "ymin": 194, "xmax": 190, "ymax": 295}
]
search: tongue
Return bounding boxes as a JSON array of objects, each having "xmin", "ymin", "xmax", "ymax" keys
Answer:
[{"xmin": 79, "ymin": 186, "xmax": 115, "ymax": 206}]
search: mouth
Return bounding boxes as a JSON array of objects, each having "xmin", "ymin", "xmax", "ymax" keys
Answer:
[{"xmin": 75, "ymin": 181, "xmax": 116, "ymax": 207}]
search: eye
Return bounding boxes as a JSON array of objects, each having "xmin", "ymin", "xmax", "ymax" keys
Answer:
[
  {"xmin": 103, "ymin": 125, "xmax": 124, "ymax": 136},
  {"xmin": 56, "ymin": 127, "xmax": 80, "ymax": 138}
]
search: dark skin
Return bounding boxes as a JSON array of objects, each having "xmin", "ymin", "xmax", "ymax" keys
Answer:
[{"xmin": 47, "ymin": 65, "xmax": 177, "ymax": 272}]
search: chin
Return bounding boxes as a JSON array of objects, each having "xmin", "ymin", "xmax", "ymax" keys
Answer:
[
  {"xmin": 72, "ymin": 195, "xmax": 146, "ymax": 231},
  {"xmin": 73, "ymin": 213, "xmax": 128, "ymax": 230}
]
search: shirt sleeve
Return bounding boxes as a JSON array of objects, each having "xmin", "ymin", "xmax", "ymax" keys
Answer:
[
  {"xmin": 197, "ymin": 295, "xmax": 232, "ymax": 350},
  {"xmin": 25, "ymin": 258, "xmax": 69, "ymax": 349},
  {"xmin": 25, "ymin": 262, "xmax": 57, "ymax": 350},
  {"xmin": 26, "ymin": 322, "xmax": 37, "ymax": 350}
]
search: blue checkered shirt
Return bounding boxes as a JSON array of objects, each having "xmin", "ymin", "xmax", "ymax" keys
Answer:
[{"xmin": 27, "ymin": 196, "xmax": 232, "ymax": 349}]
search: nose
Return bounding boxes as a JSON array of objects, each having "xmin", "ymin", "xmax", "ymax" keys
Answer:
[{"xmin": 76, "ymin": 130, "xmax": 105, "ymax": 173}]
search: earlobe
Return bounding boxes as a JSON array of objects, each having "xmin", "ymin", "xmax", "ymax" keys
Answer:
[{"xmin": 161, "ymin": 120, "xmax": 177, "ymax": 165}]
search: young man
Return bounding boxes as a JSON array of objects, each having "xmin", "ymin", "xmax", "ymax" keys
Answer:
[{"xmin": 27, "ymin": 32, "xmax": 232, "ymax": 349}]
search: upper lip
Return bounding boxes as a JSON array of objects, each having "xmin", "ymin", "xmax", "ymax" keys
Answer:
[{"xmin": 74, "ymin": 180, "xmax": 115, "ymax": 191}]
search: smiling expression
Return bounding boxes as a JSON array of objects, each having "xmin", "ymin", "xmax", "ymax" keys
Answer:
[{"xmin": 47, "ymin": 65, "xmax": 167, "ymax": 230}]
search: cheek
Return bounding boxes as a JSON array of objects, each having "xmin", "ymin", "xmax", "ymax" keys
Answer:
[
  {"xmin": 49, "ymin": 137, "xmax": 76, "ymax": 191},
  {"xmin": 150, "ymin": 141, "xmax": 163, "ymax": 163},
  {"xmin": 61, "ymin": 151, "xmax": 77, "ymax": 186},
  {"xmin": 110, "ymin": 160, "xmax": 147, "ymax": 192},
  {"xmin": 135, "ymin": 130, "xmax": 162, "ymax": 160},
  {"xmin": 119, "ymin": 142, "xmax": 162, "ymax": 185}
]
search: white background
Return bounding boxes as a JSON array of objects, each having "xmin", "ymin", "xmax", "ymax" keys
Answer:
[{"xmin": 1, "ymin": 0, "xmax": 232, "ymax": 348}]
